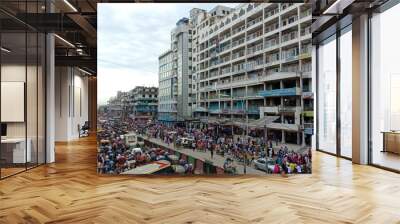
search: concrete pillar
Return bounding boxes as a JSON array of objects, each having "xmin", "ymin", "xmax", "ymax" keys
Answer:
[
  {"xmin": 46, "ymin": 32, "xmax": 55, "ymax": 163},
  {"xmin": 297, "ymin": 132, "xmax": 301, "ymax": 145},
  {"xmin": 352, "ymin": 14, "xmax": 369, "ymax": 164},
  {"xmin": 281, "ymin": 130, "xmax": 285, "ymax": 143}
]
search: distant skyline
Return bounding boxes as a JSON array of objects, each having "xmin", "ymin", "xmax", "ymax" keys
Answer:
[{"xmin": 98, "ymin": 3, "xmax": 239, "ymax": 105}]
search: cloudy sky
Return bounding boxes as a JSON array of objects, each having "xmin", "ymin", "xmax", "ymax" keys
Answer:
[{"xmin": 98, "ymin": 3, "xmax": 239, "ymax": 105}]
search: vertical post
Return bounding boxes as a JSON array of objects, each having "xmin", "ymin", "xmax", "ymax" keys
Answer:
[
  {"xmin": 46, "ymin": 0, "xmax": 55, "ymax": 163},
  {"xmin": 352, "ymin": 14, "xmax": 369, "ymax": 164}
]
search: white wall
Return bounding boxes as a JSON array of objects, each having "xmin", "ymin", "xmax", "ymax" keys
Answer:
[{"xmin": 55, "ymin": 67, "xmax": 89, "ymax": 141}]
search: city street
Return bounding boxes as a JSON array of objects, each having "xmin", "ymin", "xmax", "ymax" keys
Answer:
[{"xmin": 139, "ymin": 133, "xmax": 267, "ymax": 175}]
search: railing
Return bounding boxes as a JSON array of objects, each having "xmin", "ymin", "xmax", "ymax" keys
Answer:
[
  {"xmin": 232, "ymin": 51, "xmax": 245, "ymax": 60},
  {"xmin": 220, "ymin": 67, "xmax": 231, "ymax": 75},
  {"xmin": 247, "ymin": 16, "xmax": 263, "ymax": 28},
  {"xmin": 265, "ymin": 23, "xmax": 279, "ymax": 33},
  {"xmin": 300, "ymin": 9, "xmax": 312, "ymax": 19},
  {"xmin": 301, "ymin": 26, "xmax": 311, "ymax": 36},
  {"xmin": 246, "ymin": 59, "xmax": 264, "ymax": 71},
  {"xmin": 281, "ymin": 15, "xmax": 298, "ymax": 27},
  {"xmin": 281, "ymin": 65, "xmax": 299, "ymax": 72},
  {"xmin": 232, "ymin": 92, "xmax": 246, "ymax": 98},
  {"xmin": 232, "ymin": 63, "xmax": 246, "ymax": 73},
  {"xmin": 264, "ymin": 8, "xmax": 279, "ymax": 19},
  {"xmin": 266, "ymin": 53, "xmax": 280, "ymax": 64},
  {"xmin": 247, "ymin": 44, "xmax": 263, "ymax": 55},
  {"xmin": 246, "ymin": 31, "xmax": 263, "ymax": 41},
  {"xmin": 281, "ymin": 3, "xmax": 294, "ymax": 11},
  {"xmin": 303, "ymin": 105, "xmax": 314, "ymax": 111},
  {"xmin": 232, "ymin": 38, "xmax": 245, "ymax": 47},
  {"xmin": 265, "ymin": 39, "xmax": 278, "ymax": 49},
  {"xmin": 278, "ymin": 105, "xmax": 298, "ymax": 113},
  {"xmin": 232, "ymin": 25, "xmax": 246, "ymax": 35},
  {"xmin": 247, "ymin": 106, "xmax": 260, "ymax": 114},
  {"xmin": 282, "ymin": 31, "xmax": 298, "ymax": 42},
  {"xmin": 258, "ymin": 87, "xmax": 300, "ymax": 97}
]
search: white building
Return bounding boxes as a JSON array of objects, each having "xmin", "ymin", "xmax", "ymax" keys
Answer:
[
  {"xmin": 191, "ymin": 3, "xmax": 312, "ymax": 146},
  {"xmin": 158, "ymin": 18, "xmax": 194, "ymax": 124}
]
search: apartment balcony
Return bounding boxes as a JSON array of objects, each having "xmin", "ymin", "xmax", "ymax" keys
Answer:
[
  {"xmin": 231, "ymin": 107, "xmax": 246, "ymax": 114},
  {"xmin": 299, "ymin": 47, "xmax": 312, "ymax": 59},
  {"xmin": 245, "ymin": 60, "xmax": 264, "ymax": 72},
  {"xmin": 246, "ymin": 44, "xmax": 263, "ymax": 56},
  {"xmin": 301, "ymin": 26, "xmax": 311, "ymax": 37},
  {"xmin": 282, "ymin": 53, "xmax": 299, "ymax": 63},
  {"xmin": 264, "ymin": 39, "xmax": 279, "ymax": 50},
  {"xmin": 246, "ymin": 31, "xmax": 263, "ymax": 42},
  {"xmin": 260, "ymin": 106, "xmax": 279, "ymax": 114},
  {"xmin": 281, "ymin": 15, "xmax": 298, "ymax": 28},
  {"xmin": 264, "ymin": 23, "xmax": 279, "ymax": 34},
  {"xmin": 231, "ymin": 38, "xmax": 245, "ymax": 49},
  {"xmin": 258, "ymin": 87, "xmax": 301, "ymax": 97},
  {"xmin": 232, "ymin": 25, "xmax": 246, "ymax": 36},
  {"xmin": 302, "ymin": 123, "xmax": 314, "ymax": 135},
  {"xmin": 300, "ymin": 9, "xmax": 312, "ymax": 19},
  {"xmin": 281, "ymin": 31, "xmax": 298, "ymax": 43},
  {"xmin": 247, "ymin": 16, "xmax": 263, "ymax": 28},
  {"xmin": 280, "ymin": 3, "xmax": 295, "ymax": 12},
  {"xmin": 247, "ymin": 106, "xmax": 260, "ymax": 114},
  {"xmin": 302, "ymin": 91, "xmax": 314, "ymax": 100},
  {"xmin": 264, "ymin": 8, "xmax": 279, "ymax": 20},
  {"xmin": 232, "ymin": 92, "xmax": 246, "ymax": 98}
]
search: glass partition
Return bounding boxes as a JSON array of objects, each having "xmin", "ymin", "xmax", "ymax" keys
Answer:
[
  {"xmin": 317, "ymin": 35, "xmax": 337, "ymax": 154},
  {"xmin": 0, "ymin": 2, "xmax": 46, "ymax": 179},
  {"xmin": 370, "ymin": 3, "xmax": 400, "ymax": 171},
  {"xmin": 339, "ymin": 26, "xmax": 352, "ymax": 158}
]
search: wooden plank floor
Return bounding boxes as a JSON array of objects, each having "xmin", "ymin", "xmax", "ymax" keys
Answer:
[{"xmin": 1, "ymin": 136, "xmax": 400, "ymax": 224}]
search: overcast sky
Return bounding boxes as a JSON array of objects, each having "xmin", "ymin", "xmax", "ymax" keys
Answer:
[{"xmin": 98, "ymin": 3, "xmax": 239, "ymax": 105}]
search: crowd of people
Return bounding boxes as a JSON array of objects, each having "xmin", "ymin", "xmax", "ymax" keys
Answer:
[
  {"xmin": 97, "ymin": 117, "xmax": 312, "ymax": 175},
  {"xmin": 134, "ymin": 122, "xmax": 312, "ymax": 174}
]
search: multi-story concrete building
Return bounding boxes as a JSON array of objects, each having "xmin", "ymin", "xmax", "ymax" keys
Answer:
[
  {"xmin": 128, "ymin": 86, "xmax": 158, "ymax": 121},
  {"xmin": 158, "ymin": 50, "xmax": 177, "ymax": 122},
  {"xmin": 158, "ymin": 18, "xmax": 194, "ymax": 124},
  {"xmin": 191, "ymin": 3, "xmax": 312, "ymax": 146}
]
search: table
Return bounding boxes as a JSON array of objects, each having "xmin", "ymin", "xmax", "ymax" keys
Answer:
[
  {"xmin": 1, "ymin": 138, "xmax": 31, "ymax": 164},
  {"xmin": 382, "ymin": 131, "xmax": 400, "ymax": 154}
]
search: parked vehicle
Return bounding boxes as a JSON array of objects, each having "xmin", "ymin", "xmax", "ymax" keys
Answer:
[{"xmin": 254, "ymin": 158, "xmax": 275, "ymax": 173}]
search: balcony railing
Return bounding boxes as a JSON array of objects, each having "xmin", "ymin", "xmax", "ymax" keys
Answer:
[
  {"xmin": 232, "ymin": 25, "xmax": 246, "ymax": 35},
  {"xmin": 232, "ymin": 51, "xmax": 245, "ymax": 60},
  {"xmin": 265, "ymin": 39, "xmax": 278, "ymax": 49},
  {"xmin": 281, "ymin": 15, "xmax": 298, "ymax": 27},
  {"xmin": 265, "ymin": 23, "xmax": 279, "ymax": 33},
  {"xmin": 300, "ymin": 9, "xmax": 312, "ymax": 19},
  {"xmin": 246, "ymin": 31, "xmax": 263, "ymax": 41},
  {"xmin": 258, "ymin": 87, "xmax": 300, "ymax": 97},
  {"xmin": 301, "ymin": 26, "xmax": 311, "ymax": 36},
  {"xmin": 232, "ymin": 38, "xmax": 245, "ymax": 47},
  {"xmin": 264, "ymin": 8, "xmax": 279, "ymax": 19},
  {"xmin": 247, "ymin": 44, "xmax": 263, "ymax": 55},
  {"xmin": 282, "ymin": 31, "xmax": 298, "ymax": 42},
  {"xmin": 247, "ymin": 16, "xmax": 263, "ymax": 28}
]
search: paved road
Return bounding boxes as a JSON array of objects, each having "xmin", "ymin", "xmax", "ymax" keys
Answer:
[{"xmin": 139, "ymin": 134, "xmax": 266, "ymax": 175}]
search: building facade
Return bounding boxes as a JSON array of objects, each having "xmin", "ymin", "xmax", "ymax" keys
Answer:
[
  {"xmin": 129, "ymin": 86, "xmax": 158, "ymax": 121},
  {"xmin": 158, "ymin": 18, "xmax": 194, "ymax": 124},
  {"xmin": 190, "ymin": 3, "xmax": 312, "ymax": 146},
  {"xmin": 158, "ymin": 50, "xmax": 177, "ymax": 122}
]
